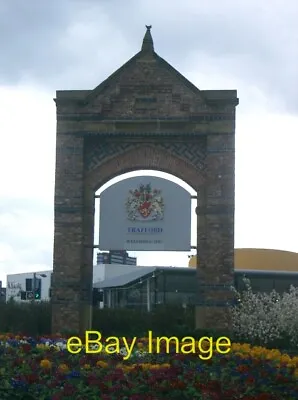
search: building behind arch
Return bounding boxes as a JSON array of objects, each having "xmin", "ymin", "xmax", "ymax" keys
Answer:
[{"xmin": 5, "ymin": 248, "xmax": 298, "ymax": 309}]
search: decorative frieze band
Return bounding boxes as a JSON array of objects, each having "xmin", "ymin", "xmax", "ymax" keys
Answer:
[{"xmin": 84, "ymin": 139, "xmax": 206, "ymax": 173}]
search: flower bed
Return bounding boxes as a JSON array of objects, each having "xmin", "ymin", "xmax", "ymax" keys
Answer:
[{"xmin": 0, "ymin": 335, "xmax": 298, "ymax": 399}]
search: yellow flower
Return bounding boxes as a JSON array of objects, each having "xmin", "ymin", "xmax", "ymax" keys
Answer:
[
  {"xmin": 40, "ymin": 359, "xmax": 52, "ymax": 369},
  {"xmin": 223, "ymin": 342, "xmax": 298, "ymax": 366},
  {"xmin": 236, "ymin": 352, "xmax": 248, "ymax": 359},
  {"xmin": 83, "ymin": 364, "xmax": 90, "ymax": 369},
  {"xmin": 286, "ymin": 362, "xmax": 295, "ymax": 368},
  {"xmin": 231, "ymin": 343, "xmax": 241, "ymax": 351},
  {"xmin": 150, "ymin": 364, "xmax": 162, "ymax": 369},
  {"xmin": 137, "ymin": 342, "xmax": 144, "ymax": 348},
  {"xmin": 161, "ymin": 363, "xmax": 170, "ymax": 368},
  {"xmin": 231, "ymin": 343, "xmax": 251, "ymax": 355},
  {"xmin": 197, "ymin": 340, "xmax": 211, "ymax": 350},
  {"xmin": 96, "ymin": 360, "xmax": 108, "ymax": 368},
  {"xmin": 280, "ymin": 354, "xmax": 291, "ymax": 364},
  {"xmin": 293, "ymin": 368, "xmax": 298, "ymax": 378},
  {"xmin": 139, "ymin": 363, "xmax": 151, "ymax": 370},
  {"xmin": 291, "ymin": 357, "xmax": 298, "ymax": 367},
  {"xmin": 36, "ymin": 344, "xmax": 46, "ymax": 350},
  {"xmin": 138, "ymin": 363, "xmax": 162, "ymax": 370},
  {"xmin": 122, "ymin": 365, "xmax": 134, "ymax": 372},
  {"xmin": 58, "ymin": 363, "xmax": 69, "ymax": 373}
]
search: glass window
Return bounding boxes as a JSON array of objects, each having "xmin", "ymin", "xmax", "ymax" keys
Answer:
[
  {"xmin": 164, "ymin": 291, "xmax": 192, "ymax": 305},
  {"xmin": 274, "ymin": 277, "xmax": 297, "ymax": 293},
  {"xmin": 248, "ymin": 276, "xmax": 274, "ymax": 293},
  {"xmin": 25, "ymin": 278, "xmax": 32, "ymax": 292},
  {"xmin": 163, "ymin": 273, "xmax": 196, "ymax": 293},
  {"xmin": 156, "ymin": 291, "xmax": 165, "ymax": 305}
]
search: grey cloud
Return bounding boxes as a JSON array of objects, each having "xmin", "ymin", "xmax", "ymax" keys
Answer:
[
  {"xmin": 1, "ymin": 0, "xmax": 72, "ymax": 83},
  {"xmin": 0, "ymin": 198, "xmax": 52, "ymax": 254},
  {"xmin": 1, "ymin": 0, "xmax": 297, "ymax": 111},
  {"xmin": 0, "ymin": 198, "xmax": 52, "ymax": 214},
  {"xmin": 0, "ymin": 0, "xmax": 137, "ymax": 87}
]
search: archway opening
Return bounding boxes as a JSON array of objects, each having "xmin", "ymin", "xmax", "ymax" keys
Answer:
[{"xmin": 94, "ymin": 169, "xmax": 197, "ymax": 268}]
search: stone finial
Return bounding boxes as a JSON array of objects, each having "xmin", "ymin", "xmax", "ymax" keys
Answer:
[{"xmin": 141, "ymin": 25, "xmax": 154, "ymax": 53}]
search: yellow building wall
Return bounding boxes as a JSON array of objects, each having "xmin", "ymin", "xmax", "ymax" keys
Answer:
[{"xmin": 188, "ymin": 248, "xmax": 298, "ymax": 272}]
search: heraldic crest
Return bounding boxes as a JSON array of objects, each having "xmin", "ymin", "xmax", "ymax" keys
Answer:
[{"xmin": 125, "ymin": 183, "xmax": 164, "ymax": 221}]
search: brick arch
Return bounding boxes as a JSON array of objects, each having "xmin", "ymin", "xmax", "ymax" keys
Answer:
[{"xmin": 85, "ymin": 144, "xmax": 205, "ymax": 192}]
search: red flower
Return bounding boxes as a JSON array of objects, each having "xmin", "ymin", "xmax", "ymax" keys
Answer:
[
  {"xmin": 255, "ymin": 394, "xmax": 274, "ymax": 400},
  {"xmin": 194, "ymin": 382, "xmax": 207, "ymax": 390},
  {"xmin": 276, "ymin": 374, "xmax": 290, "ymax": 383},
  {"xmin": 51, "ymin": 393, "xmax": 63, "ymax": 400},
  {"xmin": 237, "ymin": 364, "xmax": 250, "ymax": 373},
  {"xmin": 171, "ymin": 380, "xmax": 186, "ymax": 390},
  {"xmin": 12, "ymin": 358, "xmax": 24, "ymax": 367},
  {"xmin": 63, "ymin": 383, "xmax": 76, "ymax": 396},
  {"xmin": 25, "ymin": 373, "xmax": 39, "ymax": 384},
  {"xmin": 208, "ymin": 380, "xmax": 221, "ymax": 391},
  {"xmin": 219, "ymin": 356, "xmax": 229, "ymax": 365},
  {"xmin": 245, "ymin": 376, "xmax": 255, "ymax": 384},
  {"xmin": 20, "ymin": 343, "xmax": 31, "ymax": 353}
]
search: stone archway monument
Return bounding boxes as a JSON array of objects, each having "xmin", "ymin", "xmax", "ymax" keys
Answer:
[{"xmin": 52, "ymin": 26, "xmax": 239, "ymax": 335}]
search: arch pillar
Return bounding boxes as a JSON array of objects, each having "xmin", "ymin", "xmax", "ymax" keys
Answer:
[{"xmin": 195, "ymin": 139, "xmax": 235, "ymax": 332}]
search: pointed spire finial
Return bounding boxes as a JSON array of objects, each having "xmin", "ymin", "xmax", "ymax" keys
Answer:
[{"xmin": 141, "ymin": 25, "xmax": 154, "ymax": 53}]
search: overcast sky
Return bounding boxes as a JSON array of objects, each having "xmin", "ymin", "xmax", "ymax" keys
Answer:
[{"xmin": 1, "ymin": 0, "xmax": 298, "ymax": 286}]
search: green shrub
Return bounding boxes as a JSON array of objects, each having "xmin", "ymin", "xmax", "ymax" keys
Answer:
[
  {"xmin": 92, "ymin": 305, "xmax": 195, "ymax": 337},
  {"xmin": 0, "ymin": 299, "xmax": 51, "ymax": 335},
  {"xmin": 0, "ymin": 301, "xmax": 195, "ymax": 337},
  {"xmin": 0, "ymin": 300, "xmax": 296, "ymax": 353}
]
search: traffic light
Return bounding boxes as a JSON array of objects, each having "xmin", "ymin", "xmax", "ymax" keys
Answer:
[{"xmin": 34, "ymin": 287, "xmax": 41, "ymax": 299}]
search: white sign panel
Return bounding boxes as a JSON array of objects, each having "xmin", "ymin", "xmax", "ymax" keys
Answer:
[{"xmin": 99, "ymin": 176, "xmax": 191, "ymax": 251}]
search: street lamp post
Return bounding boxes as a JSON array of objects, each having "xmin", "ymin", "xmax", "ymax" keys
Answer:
[{"xmin": 32, "ymin": 273, "xmax": 36, "ymax": 301}]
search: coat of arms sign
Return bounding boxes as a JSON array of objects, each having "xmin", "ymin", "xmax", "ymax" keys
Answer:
[{"xmin": 125, "ymin": 183, "xmax": 164, "ymax": 221}]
